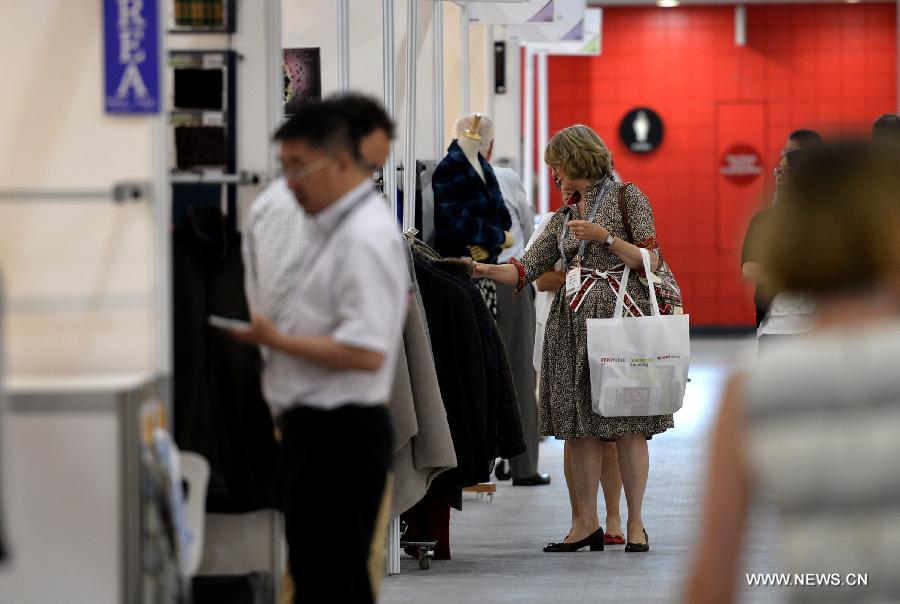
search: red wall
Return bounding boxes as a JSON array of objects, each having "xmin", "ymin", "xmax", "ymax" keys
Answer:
[{"xmin": 546, "ymin": 4, "xmax": 896, "ymax": 326}]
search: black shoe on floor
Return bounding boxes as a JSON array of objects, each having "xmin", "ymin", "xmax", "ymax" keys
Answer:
[
  {"xmin": 512, "ymin": 473, "xmax": 551, "ymax": 486},
  {"xmin": 624, "ymin": 529, "xmax": 650, "ymax": 553},
  {"xmin": 543, "ymin": 528, "xmax": 604, "ymax": 552}
]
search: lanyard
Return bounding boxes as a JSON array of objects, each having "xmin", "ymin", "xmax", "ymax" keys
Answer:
[{"xmin": 559, "ymin": 178, "xmax": 613, "ymax": 268}]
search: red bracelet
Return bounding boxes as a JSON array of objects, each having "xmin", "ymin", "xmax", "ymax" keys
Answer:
[{"xmin": 508, "ymin": 258, "xmax": 526, "ymax": 294}]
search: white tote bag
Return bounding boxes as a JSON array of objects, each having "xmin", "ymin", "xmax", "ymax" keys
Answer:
[{"xmin": 587, "ymin": 248, "xmax": 690, "ymax": 417}]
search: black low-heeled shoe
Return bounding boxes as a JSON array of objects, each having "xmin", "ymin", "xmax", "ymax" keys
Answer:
[
  {"xmin": 543, "ymin": 528, "xmax": 605, "ymax": 552},
  {"xmin": 624, "ymin": 529, "xmax": 650, "ymax": 553}
]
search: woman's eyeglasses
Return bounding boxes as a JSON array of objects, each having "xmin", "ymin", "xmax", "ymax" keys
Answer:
[{"xmin": 551, "ymin": 168, "xmax": 562, "ymax": 189}]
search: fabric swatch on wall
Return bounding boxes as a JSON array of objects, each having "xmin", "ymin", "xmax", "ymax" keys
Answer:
[
  {"xmin": 174, "ymin": 68, "xmax": 224, "ymax": 110},
  {"xmin": 174, "ymin": 0, "xmax": 225, "ymax": 29},
  {"xmin": 175, "ymin": 126, "xmax": 227, "ymax": 170}
]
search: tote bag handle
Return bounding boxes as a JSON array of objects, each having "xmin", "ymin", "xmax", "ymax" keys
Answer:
[{"xmin": 612, "ymin": 248, "xmax": 659, "ymax": 318}]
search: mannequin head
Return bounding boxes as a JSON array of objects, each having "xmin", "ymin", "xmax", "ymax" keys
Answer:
[
  {"xmin": 275, "ymin": 101, "xmax": 371, "ymax": 215},
  {"xmin": 455, "ymin": 113, "xmax": 495, "ymax": 161}
]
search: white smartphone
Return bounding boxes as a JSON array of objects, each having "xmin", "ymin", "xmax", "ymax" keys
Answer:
[{"xmin": 208, "ymin": 315, "xmax": 251, "ymax": 331}]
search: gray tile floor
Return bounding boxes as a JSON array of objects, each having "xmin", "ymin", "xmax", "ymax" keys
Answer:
[{"xmin": 381, "ymin": 337, "xmax": 787, "ymax": 604}]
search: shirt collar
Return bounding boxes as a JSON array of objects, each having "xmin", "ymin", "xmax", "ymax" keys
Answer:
[{"xmin": 312, "ymin": 179, "xmax": 373, "ymax": 233}]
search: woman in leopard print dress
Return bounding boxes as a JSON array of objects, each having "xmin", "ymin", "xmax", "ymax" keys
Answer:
[{"xmin": 473, "ymin": 125, "xmax": 674, "ymax": 553}]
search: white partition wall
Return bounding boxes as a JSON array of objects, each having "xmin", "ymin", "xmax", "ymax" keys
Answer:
[{"xmin": 0, "ymin": 1, "xmax": 169, "ymax": 601}]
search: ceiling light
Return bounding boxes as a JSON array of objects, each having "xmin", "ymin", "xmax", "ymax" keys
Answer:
[{"xmin": 657, "ymin": 0, "xmax": 680, "ymax": 7}]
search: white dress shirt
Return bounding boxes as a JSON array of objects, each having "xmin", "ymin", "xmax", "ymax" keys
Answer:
[
  {"xmin": 262, "ymin": 180, "xmax": 410, "ymax": 413},
  {"xmin": 242, "ymin": 178, "xmax": 311, "ymax": 323}
]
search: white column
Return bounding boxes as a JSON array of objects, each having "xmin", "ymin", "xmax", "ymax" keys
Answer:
[
  {"xmin": 512, "ymin": 38, "xmax": 523, "ymax": 175},
  {"xmin": 735, "ymin": 5, "xmax": 747, "ymax": 47},
  {"xmin": 338, "ymin": 0, "xmax": 350, "ymax": 90},
  {"xmin": 461, "ymin": 3, "xmax": 470, "ymax": 115},
  {"xmin": 266, "ymin": 0, "xmax": 283, "ymax": 176},
  {"xmin": 522, "ymin": 47, "xmax": 535, "ymax": 212},
  {"xmin": 383, "ymin": 0, "xmax": 398, "ymax": 218},
  {"xmin": 152, "ymin": 0, "xmax": 170, "ymax": 379},
  {"xmin": 434, "ymin": 0, "xmax": 445, "ymax": 160},
  {"xmin": 403, "ymin": 0, "xmax": 419, "ymax": 231},
  {"xmin": 387, "ymin": 517, "xmax": 401, "ymax": 575},
  {"xmin": 537, "ymin": 51, "xmax": 549, "ymax": 215},
  {"xmin": 488, "ymin": 25, "xmax": 496, "ymax": 121}
]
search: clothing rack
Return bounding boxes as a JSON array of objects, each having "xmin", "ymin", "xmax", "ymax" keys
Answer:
[
  {"xmin": 0, "ymin": 182, "xmax": 151, "ymax": 203},
  {"xmin": 169, "ymin": 171, "xmax": 261, "ymax": 186}
]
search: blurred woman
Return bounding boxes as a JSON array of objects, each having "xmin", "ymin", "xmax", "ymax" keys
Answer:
[{"xmin": 686, "ymin": 141, "xmax": 900, "ymax": 603}]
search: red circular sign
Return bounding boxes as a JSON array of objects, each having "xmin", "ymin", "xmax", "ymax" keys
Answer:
[{"xmin": 720, "ymin": 144, "xmax": 764, "ymax": 185}]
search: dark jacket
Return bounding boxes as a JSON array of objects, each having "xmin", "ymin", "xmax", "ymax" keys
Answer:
[
  {"xmin": 433, "ymin": 140, "xmax": 512, "ymax": 263},
  {"xmin": 427, "ymin": 255, "xmax": 525, "ymax": 462},
  {"xmin": 173, "ymin": 206, "xmax": 279, "ymax": 513},
  {"xmin": 414, "ymin": 258, "xmax": 488, "ymax": 489},
  {"xmin": 412, "ymin": 254, "xmax": 526, "ymax": 500}
]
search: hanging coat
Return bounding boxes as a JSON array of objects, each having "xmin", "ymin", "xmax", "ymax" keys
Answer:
[{"xmin": 172, "ymin": 205, "xmax": 279, "ymax": 513}]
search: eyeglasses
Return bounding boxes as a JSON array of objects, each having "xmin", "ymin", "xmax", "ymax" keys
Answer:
[
  {"xmin": 551, "ymin": 168, "xmax": 562, "ymax": 189},
  {"xmin": 279, "ymin": 156, "xmax": 331, "ymax": 181}
]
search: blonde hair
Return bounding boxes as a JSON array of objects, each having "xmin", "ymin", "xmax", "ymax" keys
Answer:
[
  {"xmin": 544, "ymin": 124, "xmax": 613, "ymax": 181},
  {"xmin": 760, "ymin": 141, "xmax": 900, "ymax": 295},
  {"xmin": 454, "ymin": 113, "xmax": 495, "ymax": 156}
]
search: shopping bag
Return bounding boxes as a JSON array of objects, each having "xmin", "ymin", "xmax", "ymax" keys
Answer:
[{"xmin": 587, "ymin": 248, "xmax": 690, "ymax": 417}]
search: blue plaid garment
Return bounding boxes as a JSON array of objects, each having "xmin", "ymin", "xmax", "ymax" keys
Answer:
[{"xmin": 433, "ymin": 140, "xmax": 512, "ymax": 264}]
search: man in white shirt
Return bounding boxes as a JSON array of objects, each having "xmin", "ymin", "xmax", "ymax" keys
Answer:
[
  {"xmin": 229, "ymin": 99, "xmax": 408, "ymax": 604},
  {"xmin": 454, "ymin": 113, "xmax": 549, "ymax": 487},
  {"xmin": 243, "ymin": 93, "xmax": 396, "ymax": 325}
]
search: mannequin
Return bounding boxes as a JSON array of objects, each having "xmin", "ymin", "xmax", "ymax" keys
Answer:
[
  {"xmin": 457, "ymin": 114, "xmax": 486, "ymax": 182},
  {"xmin": 432, "ymin": 112, "xmax": 513, "ymax": 270}
]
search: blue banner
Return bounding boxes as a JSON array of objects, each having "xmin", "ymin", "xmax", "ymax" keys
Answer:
[{"xmin": 104, "ymin": 0, "xmax": 160, "ymax": 114}]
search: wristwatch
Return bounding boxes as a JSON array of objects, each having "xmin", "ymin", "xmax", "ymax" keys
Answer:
[{"xmin": 604, "ymin": 233, "xmax": 616, "ymax": 247}]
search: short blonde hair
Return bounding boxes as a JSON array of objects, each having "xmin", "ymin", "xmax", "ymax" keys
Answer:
[
  {"xmin": 761, "ymin": 141, "xmax": 900, "ymax": 295},
  {"xmin": 454, "ymin": 113, "xmax": 495, "ymax": 156},
  {"xmin": 544, "ymin": 124, "xmax": 613, "ymax": 181}
]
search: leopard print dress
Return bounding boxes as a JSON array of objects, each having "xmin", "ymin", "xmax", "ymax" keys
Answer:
[{"xmin": 518, "ymin": 179, "xmax": 675, "ymax": 440}]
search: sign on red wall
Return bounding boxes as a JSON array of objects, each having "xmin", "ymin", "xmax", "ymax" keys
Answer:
[{"xmin": 720, "ymin": 145, "xmax": 764, "ymax": 185}]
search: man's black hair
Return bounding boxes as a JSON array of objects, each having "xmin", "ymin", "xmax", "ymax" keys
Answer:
[
  {"xmin": 328, "ymin": 93, "xmax": 395, "ymax": 141},
  {"xmin": 787, "ymin": 129, "xmax": 822, "ymax": 148},
  {"xmin": 783, "ymin": 147, "xmax": 809, "ymax": 171},
  {"xmin": 872, "ymin": 113, "xmax": 900, "ymax": 140},
  {"xmin": 273, "ymin": 101, "xmax": 355, "ymax": 156}
]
